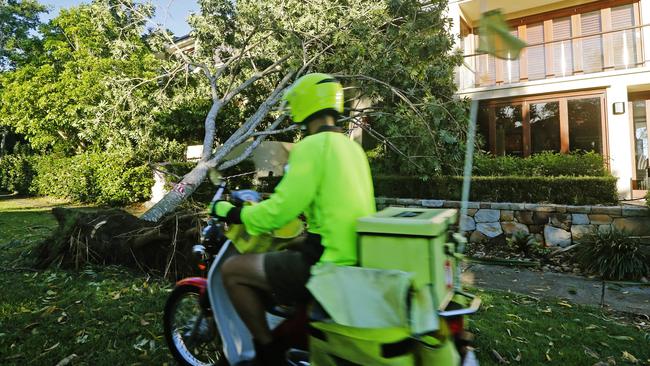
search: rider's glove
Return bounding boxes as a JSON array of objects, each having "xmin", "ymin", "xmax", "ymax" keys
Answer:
[{"xmin": 209, "ymin": 201, "xmax": 243, "ymax": 224}]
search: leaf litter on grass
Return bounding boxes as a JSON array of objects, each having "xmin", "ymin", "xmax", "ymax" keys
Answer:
[
  {"xmin": 470, "ymin": 288, "xmax": 650, "ymax": 365},
  {"xmin": 3, "ymin": 199, "xmax": 650, "ymax": 365}
]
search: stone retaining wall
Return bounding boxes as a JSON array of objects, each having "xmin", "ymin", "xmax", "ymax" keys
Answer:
[{"xmin": 375, "ymin": 198, "xmax": 650, "ymax": 247}]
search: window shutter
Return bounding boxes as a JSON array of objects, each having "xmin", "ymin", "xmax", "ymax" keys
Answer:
[
  {"xmin": 611, "ymin": 4, "xmax": 637, "ymax": 68},
  {"xmin": 581, "ymin": 11, "xmax": 603, "ymax": 73},
  {"xmin": 476, "ymin": 34, "xmax": 496, "ymax": 86},
  {"xmin": 553, "ymin": 17, "xmax": 573, "ymax": 76},
  {"xmin": 527, "ymin": 23, "xmax": 545, "ymax": 80},
  {"xmin": 505, "ymin": 29, "xmax": 520, "ymax": 83}
]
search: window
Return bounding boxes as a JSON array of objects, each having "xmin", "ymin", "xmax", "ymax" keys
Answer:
[
  {"xmin": 527, "ymin": 23, "xmax": 546, "ymax": 80},
  {"xmin": 505, "ymin": 29, "xmax": 520, "ymax": 83},
  {"xmin": 632, "ymin": 100, "xmax": 650, "ymax": 189},
  {"xmin": 477, "ymin": 93, "xmax": 605, "ymax": 157},
  {"xmin": 581, "ymin": 11, "xmax": 604, "ymax": 73},
  {"xmin": 495, "ymin": 104, "xmax": 524, "ymax": 156},
  {"xmin": 552, "ymin": 17, "xmax": 573, "ymax": 77},
  {"xmin": 460, "ymin": 20, "xmax": 475, "ymax": 90},
  {"xmin": 477, "ymin": 104, "xmax": 491, "ymax": 151},
  {"xmin": 463, "ymin": 1, "xmax": 642, "ymax": 88},
  {"xmin": 530, "ymin": 101, "xmax": 561, "ymax": 153},
  {"xmin": 611, "ymin": 4, "xmax": 638, "ymax": 69},
  {"xmin": 477, "ymin": 52, "xmax": 496, "ymax": 86},
  {"xmin": 568, "ymin": 97, "xmax": 603, "ymax": 153}
]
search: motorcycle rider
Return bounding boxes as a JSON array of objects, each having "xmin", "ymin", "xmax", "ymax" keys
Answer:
[{"xmin": 212, "ymin": 73, "xmax": 375, "ymax": 365}]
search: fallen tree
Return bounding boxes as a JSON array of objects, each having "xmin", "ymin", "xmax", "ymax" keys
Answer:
[
  {"xmin": 34, "ymin": 207, "xmax": 203, "ymax": 278},
  {"xmin": 136, "ymin": 0, "xmax": 469, "ymax": 221},
  {"xmin": 33, "ymin": 0, "xmax": 468, "ymax": 271}
]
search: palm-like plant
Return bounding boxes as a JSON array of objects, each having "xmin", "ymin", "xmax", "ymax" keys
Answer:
[{"xmin": 574, "ymin": 228, "xmax": 650, "ymax": 281}]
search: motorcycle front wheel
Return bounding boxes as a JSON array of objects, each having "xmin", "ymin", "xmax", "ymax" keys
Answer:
[{"xmin": 163, "ymin": 284, "xmax": 228, "ymax": 366}]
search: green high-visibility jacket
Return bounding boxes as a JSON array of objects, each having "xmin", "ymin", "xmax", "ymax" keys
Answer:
[{"xmin": 241, "ymin": 128, "xmax": 375, "ymax": 265}]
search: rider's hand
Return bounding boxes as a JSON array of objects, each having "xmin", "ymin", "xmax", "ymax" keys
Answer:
[
  {"xmin": 209, "ymin": 201, "xmax": 242, "ymax": 224},
  {"xmin": 211, "ymin": 201, "xmax": 234, "ymax": 218}
]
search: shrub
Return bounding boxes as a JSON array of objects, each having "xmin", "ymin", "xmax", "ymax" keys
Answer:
[
  {"xmin": 574, "ymin": 228, "xmax": 650, "ymax": 281},
  {"xmin": 31, "ymin": 154, "xmax": 99, "ymax": 201},
  {"xmin": 92, "ymin": 152, "xmax": 153, "ymax": 205},
  {"xmin": 0, "ymin": 154, "xmax": 35, "ymax": 194},
  {"xmin": 473, "ymin": 151, "xmax": 607, "ymax": 177},
  {"xmin": 31, "ymin": 152, "xmax": 153, "ymax": 205}
]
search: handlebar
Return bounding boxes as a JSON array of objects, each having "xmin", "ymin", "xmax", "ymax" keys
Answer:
[{"xmin": 210, "ymin": 180, "xmax": 227, "ymax": 203}]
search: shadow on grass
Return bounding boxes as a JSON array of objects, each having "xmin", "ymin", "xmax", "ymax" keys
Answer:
[
  {"xmin": 0, "ymin": 207, "xmax": 103, "ymax": 262},
  {"xmin": 0, "ymin": 195, "xmax": 72, "ymax": 212}
]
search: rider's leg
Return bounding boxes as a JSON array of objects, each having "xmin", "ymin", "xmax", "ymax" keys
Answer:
[{"xmin": 220, "ymin": 253, "xmax": 273, "ymax": 344}]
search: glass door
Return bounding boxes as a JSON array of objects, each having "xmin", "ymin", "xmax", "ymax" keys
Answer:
[{"xmin": 631, "ymin": 100, "xmax": 650, "ymax": 190}]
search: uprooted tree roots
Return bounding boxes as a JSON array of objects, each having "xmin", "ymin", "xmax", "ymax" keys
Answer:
[{"xmin": 33, "ymin": 207, "xmax": 205, "ymax": 278}]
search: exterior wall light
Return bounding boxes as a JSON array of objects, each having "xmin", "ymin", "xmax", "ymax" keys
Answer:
[{"xmin": 613, "ymin": 102, "xmax": 626, "ymax": 115}]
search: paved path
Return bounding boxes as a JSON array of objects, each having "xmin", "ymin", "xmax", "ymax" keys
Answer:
[{"xmin": 461, "ymin": 263, "xmax": 650, "ymax": 315}]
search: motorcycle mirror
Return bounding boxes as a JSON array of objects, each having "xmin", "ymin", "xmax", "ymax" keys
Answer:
[{"xmin": 208, "ymin": 168, "xmax": 222, "ymax": 185}]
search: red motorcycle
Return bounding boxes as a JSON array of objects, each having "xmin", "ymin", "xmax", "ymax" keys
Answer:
[
  {"xmin": 163, "ymin": 177, "xmax": 310, "ymax": 366},
  {"xmin": 163, "ymin": 171, "xmax": 479, "ymax": 366}
]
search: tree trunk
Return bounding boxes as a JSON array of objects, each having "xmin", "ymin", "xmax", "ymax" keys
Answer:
[
  {"xmin": 0, "ymin": 128, "xmax": 6, "ymax": 157},
  {"xmin": 140, "ymin": 71, "xmax": 293, "ymax": 222},
  {"xmin": 140, "ymin": 161, "xmax": 211, "ymax": 222},
  {"xmin": 201, "ymin": 101, "xmax": 223, "ymax": 161}
]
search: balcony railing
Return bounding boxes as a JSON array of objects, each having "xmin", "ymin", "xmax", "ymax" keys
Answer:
[{"xmin": 459, "ymin": 23, "xmax": 649, "ymax": 90}]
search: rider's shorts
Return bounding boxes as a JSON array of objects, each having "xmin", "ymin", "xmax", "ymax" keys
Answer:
[{"xmin": 264, "ymin": 249, "xmax": 313, "ymax": 304}]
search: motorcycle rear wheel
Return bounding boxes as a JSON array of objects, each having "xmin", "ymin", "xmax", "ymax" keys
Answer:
[{"xmin": 163, "ymin": 284, "xmax": 229, "ymax": 366}]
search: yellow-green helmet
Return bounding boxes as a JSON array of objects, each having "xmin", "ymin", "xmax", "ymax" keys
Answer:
[{"xmin": 282, "ymin": 73, "xmax": 344, "ymax": 123}]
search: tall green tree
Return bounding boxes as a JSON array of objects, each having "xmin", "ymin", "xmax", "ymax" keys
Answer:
[
  {"xmin": 0, "ymin": 0, "xmax": 182, "ymax": 157},
  {"xmin": 0, "ymin": 0, "xmax": 46, "ymax": 69},
  {"xmin": 0, "ymin": 0, "xmax": 47, "ymax": 155}
]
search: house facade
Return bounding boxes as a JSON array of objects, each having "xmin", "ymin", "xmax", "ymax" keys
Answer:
[{"xmin": 448, "ymin": 0, "xmax": 650, "ymax": 200}]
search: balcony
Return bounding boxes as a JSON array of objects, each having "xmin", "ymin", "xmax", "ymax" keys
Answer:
[{"xmin": 457, "ymin": 1, "xmax": 648, "ymax": 91}]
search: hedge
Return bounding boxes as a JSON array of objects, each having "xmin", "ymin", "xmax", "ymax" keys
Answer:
[
  {"xmin": 258, "ymin": 175, "xmax": 618, "ymax": 206},
  {"xmin": 0, "ymin": 151, "xmax": 617, "ymax": 206},
  {"xmin": 473, "ymin": 151, "xmax": 607, "ymax": 177},
  {"xmin": 375, "ymin": 176, "xmax": 618, "ymax": 205},
  {"xmin": 0, "ymin": 152, "xmax": 152, "ymax": 205},
  {"xmin": 31, "ymin": 152, "xmax": 153, "ymax": 205},
  {"xmin": 0, "ymin": 151, "xmax": 260, "ymax": 205},
  {"xmin": 0, "ymin": 154, "xmax": 34, "ymax": 194}
]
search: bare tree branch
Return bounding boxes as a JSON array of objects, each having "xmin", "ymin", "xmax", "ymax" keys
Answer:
[
  {"xmin": 250, "ymin": 125, "xmax": 297, "ymax": 137},
  {"xmin": 187, "ymin": 61, "xmax": 218, "ymax": 99},
  {"xmin": 335, "ymin": 74, "xmax": 424, "ymax": 120},
  {"xmin": 334, "ymin": 73, "xmax": 442, "ymax": 149},
  {"xmin": 226, "ymin": 70, "xmax": 295, "ymax": 147},
  {"xmin": 342, "ymin": 113, "xmax": 425, "ymax": 171},
  {"xmin": 223, "ymin": 54, "xmax": 290, "ymax": 103},
  {"xmin": 296, "ymin": 43, "xmax": 334, "ymax": 76},
  {"xmin": 215, "ymin": 27, "xmax": 265, "ymax": 81},
  {"xmin": 200, "ymin": 100, "xmax": 224, "ymax": 161},
  {"xmin": 119, "ymin": 0, "xmax": 195, "ymax": 65}
]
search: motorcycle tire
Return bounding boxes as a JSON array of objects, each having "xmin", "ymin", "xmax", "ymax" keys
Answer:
[{"xmin": 163, "ymin": 284, "xmax": 229, "ymax": 366}]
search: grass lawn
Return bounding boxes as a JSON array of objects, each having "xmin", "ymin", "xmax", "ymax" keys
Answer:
[
  {"xmin": 1, "ymin": 197, "xmax": 649, "ymax": 365},
  {"xmin": 469, "ymin": 289, "xmax": 649, "ymax": 365}
]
